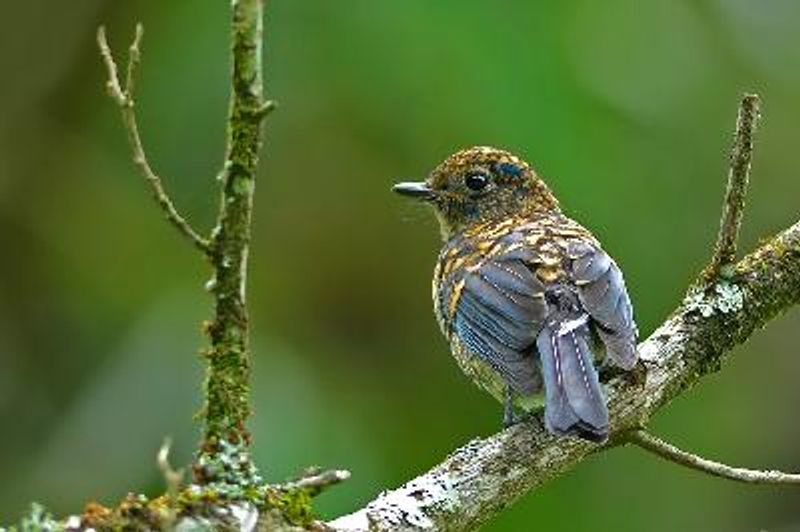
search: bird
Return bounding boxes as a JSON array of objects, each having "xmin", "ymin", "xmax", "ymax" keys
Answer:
[{"xmin": 393, "ymin": 146, "xmax": 638, "ymax": 442}]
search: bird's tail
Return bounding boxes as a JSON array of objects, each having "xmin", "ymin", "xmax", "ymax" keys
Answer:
[{"xmin": 536, "ymin": 318, "xmax": 608, "ymax": 442}]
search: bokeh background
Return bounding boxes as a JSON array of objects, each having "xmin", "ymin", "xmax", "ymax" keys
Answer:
[{"xmin": 1, "ymin": 1, "xmax": 799, "ymax": 530}]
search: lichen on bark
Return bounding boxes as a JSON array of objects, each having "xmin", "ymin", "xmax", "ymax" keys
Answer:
[{"xmin": 198, "ymin": 0, "xmax": 269, "ymax": 472}]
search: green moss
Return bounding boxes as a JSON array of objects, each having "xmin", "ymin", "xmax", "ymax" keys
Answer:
[
  {"xmin": 263, "ymin": 487, "xmax": 315, "ymax": 527},
  {"xmin": 10, "ymin": 479, "xmax": 321, "ymax": 531},
  {"xmin": 198, "ymin": 0, "xmax": 269, "ymax": 458}
]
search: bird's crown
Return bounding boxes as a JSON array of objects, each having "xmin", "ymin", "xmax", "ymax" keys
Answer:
[{"xmin": 394, "ymin": 146, "xmax": 560, "ymax": 239}]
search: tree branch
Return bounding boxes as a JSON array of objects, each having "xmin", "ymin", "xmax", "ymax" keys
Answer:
[
  {"xmin": 71, "ymin": 5, "xmax": 340, "ymax": 530},
  {"xmin": 98, "ymin": 0, "xmax": 272, "ymax": 487},
  {"xmin": 195, "ymin": 0, "xmax": 269, "ymax": 478},
  {"xmin": 329, "ymin": 96, "xmax": 800, "ymax": 531},
  {"xmin": 621, "ymin": 94, "xmax": 799, "ymax": 490},
  {"xmin": 627, "ymin": 430, "xmax": 800, "ymax": 486},
  {"xmin": 97, "ymin": 25, "xmax": 210, "ymax": 254},
  {"xmin": 706, "ymin": 93, "xmax": 761, "ymax": 279},
  {"xmin": 283, "ymin": 467, "xmax": 352, "ymax": 497}
]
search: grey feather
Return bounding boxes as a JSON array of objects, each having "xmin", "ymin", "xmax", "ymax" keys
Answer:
[
  {"xmin": 573, "ymin": 248, "xmax": 611, "ymax": 282},
  {"xmin": 453, "ymin": 255, "xmax": 548, "ymax": 396},
  {"xmin": 536, "ymin": 323, "xmax": 608, "ymax": 441},
  {"xmin": 481, "ymin": 259, "xmax": 538, "ymax": 296},
  {"xmin": 455, "ymin": 311, "xmax": 540, "ymax": 395},
  {"xmin": 571, "ymin": 246, "xmax": 639, "ymax": 370}
]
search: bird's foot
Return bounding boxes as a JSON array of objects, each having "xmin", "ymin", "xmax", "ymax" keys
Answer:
[{"xmin": 503, "ymin": 388, "xmax": 523, "ymax": 428}]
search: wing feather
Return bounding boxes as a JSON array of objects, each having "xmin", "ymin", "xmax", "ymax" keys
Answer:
[
  {"xmin": 452, "ymin": 253, "xmax": 547, "ymax": 396},
  {"xmin": 570, "ymin": 244, "xmax": 638, "ymax": 369}
]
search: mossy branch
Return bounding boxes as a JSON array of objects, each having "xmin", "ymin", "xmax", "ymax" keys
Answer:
[
  {"xmin": 98, "ymin": 0, "xmax": 273, "ymax": 484},
  {"xmin": 196, "ymin": 0, "xmax": 270, "ymax": 469}
]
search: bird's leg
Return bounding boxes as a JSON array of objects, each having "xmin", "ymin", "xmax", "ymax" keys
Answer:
[{"xmin": 503, "ymin": 387, "xmax": 519, "ymax": 428}]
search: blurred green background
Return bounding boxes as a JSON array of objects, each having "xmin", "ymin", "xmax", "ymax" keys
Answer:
[{"xmin": 1, "ymin": 1, "xmax": 799, "ymax": 530}]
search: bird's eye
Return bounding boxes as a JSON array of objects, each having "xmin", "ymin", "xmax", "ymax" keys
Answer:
[{"xmin": 464, "ymin": 172, "xmax": 489, "ymax": 192}]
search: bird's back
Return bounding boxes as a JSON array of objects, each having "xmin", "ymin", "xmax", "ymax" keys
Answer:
[
  {"xmin": 433, "ymin": 211, "xmax": 597, "ymax": 339},
  {"xmin": 433, "ymin": 212, "xmax": 638, "ymax": 440}
]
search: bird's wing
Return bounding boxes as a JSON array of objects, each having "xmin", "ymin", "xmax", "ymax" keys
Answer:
[
  {"xmin": 452, "ymin": 246, "xmax": 549, "ymax": 395},
  {"xmin": 568, "ymin": 241, "xmax": 639, "ymax": 369}
]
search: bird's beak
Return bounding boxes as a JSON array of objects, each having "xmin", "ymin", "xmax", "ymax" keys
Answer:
[{"xmin": 392, "ymin": 181, "xmax": 434, "ymax": 201}]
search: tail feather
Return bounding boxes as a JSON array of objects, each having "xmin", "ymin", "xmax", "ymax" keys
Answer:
[{"xmin": 536, "ymin": 322, "xmax": 608, "ymax": 442}]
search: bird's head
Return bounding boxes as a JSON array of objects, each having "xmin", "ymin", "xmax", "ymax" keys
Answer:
[{"xmin": 393, "ymin": 146, "xmax": 560, "ymax": 239}]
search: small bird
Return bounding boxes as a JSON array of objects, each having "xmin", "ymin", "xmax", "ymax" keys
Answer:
[{"xmin": 393, "ymin": 146, "xmax": 638, "ymax": 442}]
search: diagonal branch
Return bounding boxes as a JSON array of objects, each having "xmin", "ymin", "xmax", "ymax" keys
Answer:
[
  {"xmin": 706, "ymin": 93, "xmax": 761, "ymax": 279},
  {"xmin": 627, "ymin": 430, "xmax": 800, "ymax": 486},
  {"xmin": 329, "ymin": 96, "xmax": 800, "ymax": 531},
  {"xmin": 97, "ymin": 25, "xmax": 210, "ymax": 254}
]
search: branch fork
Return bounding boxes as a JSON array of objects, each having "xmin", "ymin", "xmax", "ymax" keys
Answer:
[
  {"xmin": 98, "ymin": 0, "xmax": 275, "ymax": 462},
  {"xmin": 97, "ymin": 24, "xmax": 210, "ymax": 254}
]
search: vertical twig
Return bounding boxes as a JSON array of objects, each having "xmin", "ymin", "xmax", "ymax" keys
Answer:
[
  {"xmin": 198, "ymin": 0, "xmax": 275, "ymax": 476},
  {"xmin": 706, "ymin": 94, "xmax": 761, "ymax": 279}
]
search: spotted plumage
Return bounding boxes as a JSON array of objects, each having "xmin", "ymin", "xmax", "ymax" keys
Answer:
[{"xmin": 395, "ymin": 146, "xmax": 638, "ymax": 442}]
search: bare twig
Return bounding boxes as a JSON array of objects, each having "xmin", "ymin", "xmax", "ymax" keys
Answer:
[
  {"xmin": 97, "ymin": 25, "xmax": 210, "ymax": 254},
  {"xmin": 627, "ymin": 430, "xmax": 800, "ymax": 486},
  {"xmin": 706, "ymin": 93, "xmax": 761, "ymax": 279},
  {"xmin": 156, "ymin": 438, "xmax": 184, "ymax": 528},
  {"xmin": 157, "ymin": 438, "xmax": 185, "ymax": 501},
  {"xmin": 254, "ymin": 99, "xmax": 279, "ymax": 118},
  {"xmin": 97, "ymin": 26, "xmax": 128, "ymax": 106},
  {"xmin": 285, "ymin": 467, "xmax": 352, "ymax": 496}
]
